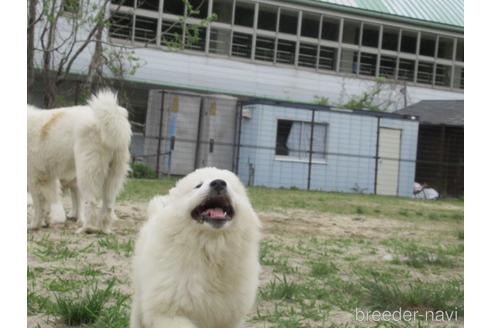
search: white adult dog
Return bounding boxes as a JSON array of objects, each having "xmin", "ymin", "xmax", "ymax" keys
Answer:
[
  {"xmin": 27, "ymin": 90, "xmax": 132, "ymax": 233},
  {"xmin": 131, "ymin": 167, "xmax": 261, "ymax": 328}
]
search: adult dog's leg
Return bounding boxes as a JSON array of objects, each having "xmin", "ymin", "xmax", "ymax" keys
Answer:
[
  {"xmin": 66, "ymin": 180, "xmax": 79, "ymax": 221},
  {"xmin": 28, "ymin": 191, "xmax": 45, "ymax": 230},
  {"xmin": 101, "ymin": 150, "xmax": 130, "ymax": 233},
  {"xmin": 49, "ymin": 180, "xmax": 66, "ymax": 224}
]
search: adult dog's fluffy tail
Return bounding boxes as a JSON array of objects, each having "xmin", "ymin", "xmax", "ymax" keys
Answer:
[{"xmin": 88, "ymin": 90, "xmax": 132, "ymax": 150}]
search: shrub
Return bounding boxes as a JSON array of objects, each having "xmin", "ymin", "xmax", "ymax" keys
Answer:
[{"xmin": 130, "ymin": 162, "xmax": 157, "ymax": 179}]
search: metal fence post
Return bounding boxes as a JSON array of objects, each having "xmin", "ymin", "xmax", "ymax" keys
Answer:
[{"xmin": 307, "ymin": 107, "xmax": 316, "ymax": 190}]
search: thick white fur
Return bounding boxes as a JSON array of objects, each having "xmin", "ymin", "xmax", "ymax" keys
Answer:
[
  {"xmin": 27, "ymin": 90, "xmax": 132, "ymax": 233},
  {"xmin": 131, "ymin": 167, "xmax": 261, "ymax": 328}
]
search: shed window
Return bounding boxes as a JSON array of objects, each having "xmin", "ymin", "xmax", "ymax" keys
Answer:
[
  {"xmin": 232, "ymin": 32, "xmax": 252, "ymax": 58},
  {"xmin": 163, "ymin": 0, "xmax": 184, "ymax": 15},
  {"xmin": 456, "ymin": 39, "xmax": 464, "ymax": 62},
  {"xmin": 342, "ymin": 20, "xmax": 360, "ymax": 45},
  {"xmin": 321, "ymin": 17, "xmax": 339, "ymax": 41},
  {"xmin": 212, "ymin": 0, "xmax": 233, "ymax": 23},
  {"xmin": 382, "ymin": 27, "xmax": 398, "ymax": 51},
  {"xmin": 258, "ymin": 4, "xmax": 277, "ymax": 31},
  {"xmin": 161, "ymin": 20, "xmax": 183, "ymax": 45},
  {"xmin": 137, "ymin": 0, "xmax": 159, "ymax": 11},
  {"xmin": 275, "ymin": 120, "xmax": 327, "ymax": 160},
  {"xmin": 276, "ymin": 39, "xmax": 296, "ymax": 65},
  {"xmin": 362, "ymin": 24, "xmax": 379, "ymax": 48},
  {"xmin": 400, "ymin": 31, "xmax": 417, "ymax": 53},
  {"xmin": 209, "ymin": 28, "xmax": 231, "ymax": 55},
  {"xmin": 301, "ymin": 13, "xmax": 320, "ymax": 38},
  {"xmin": 299, "ymin": 43, "xmax": 317, "ymax": 68},
  {"xmin": 134, "ymin": 16, "xmax": 157, "ymax": 43},
  {"xmin": 340, "ymin": 49, "xmax": 358, "ymax": 74},
  {"xmin": 188, "ymin": 0, "xmax": 209, "ymax": 18},
  {"xmin": 379, "ymin": 56, "xmax": 396, "ymax": 78},
  {"xmin": 111, "ymin": 0, "xmax": 133, "ymax": 6},
  {"xmin": 419, "ymin": 33, "xmax": 436, "ymax": 57},
  {"xmin": 359, "ymin": 53, "xmax": 377, "ymax": 76},
  {"xmin": 184, "ymin": 25, "xmax": 206, "ymax": 51},
  {"xmin": 279, "ymin": 9, "xmax": 298, "ymax": 34},
  {"xmin": 453, "ymin": 66, "xmax": 464, "ymax": 89},
  {"xmin": 109, "ymin": 12, "xmax": 133, "ymax": 41},
  {"xmin": 417, "ymin": 61, "xmax": 434, "ymax": 85},
  {"xmin": 398, "ymin": 59, "xmax": 415, "ymax": 81},
  {"xmin": 438, "ymin": 37, "xmax": 454, "ymax": 60},
  {"xmin": 319, "ymin": 46, "xmax": 336, "ymax": 71},
  {"xmin": 255, "ymin": 36, "xmax": 275, "ymax": 62},
  {"xmin": 435, "ymin": 64, "xmax": 452, "ymax": 87},
  {"xmin": 234, "ymin": 1, "xmax": 254, "ymax": 27}
]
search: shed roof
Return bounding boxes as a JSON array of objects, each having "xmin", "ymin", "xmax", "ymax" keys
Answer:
[
  {"xmin": 287, "ymin": 0, "xmax": 463, "ymax": 32},
  {"xmin": 396, "ymin": 100, "xmax": 464, "ymax": 126}
]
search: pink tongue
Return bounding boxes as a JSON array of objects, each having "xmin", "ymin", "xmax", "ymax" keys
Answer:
[{"xmin": 205, "ymin": 208, "xmax": 226, "ymax": 219}]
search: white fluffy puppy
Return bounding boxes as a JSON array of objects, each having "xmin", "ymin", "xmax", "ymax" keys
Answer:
[
  {"xmin": 131, "ymin": 167, "xmax": 261, "ymax": 328},
  {"xmin": 27, "ymin": 91, "xmax": 131, "ymax": 233}
]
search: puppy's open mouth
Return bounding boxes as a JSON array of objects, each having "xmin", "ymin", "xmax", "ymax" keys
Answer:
[{"xmin": 191, "ymin": 195, "xmax": 235, "ymax": 228}]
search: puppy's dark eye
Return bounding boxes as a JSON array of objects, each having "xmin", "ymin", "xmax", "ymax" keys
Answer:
[{"xmin": 194, "ymin": 183, "xmax": 203, "ymax": 189}]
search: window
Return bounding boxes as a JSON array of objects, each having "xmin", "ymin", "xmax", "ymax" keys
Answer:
[
  {"xmin": 111, "ymin": 0, "xmax": 134, "ymax": 6},
  {"xmin": 340, "ymin": 49, "xmax": 358, "ymax": 74},
  {"xmin": 137, "ymin": 0, "xmax": 159, "ymax": 11},
  {"xmin": 379, "ymin": 56, "xmax": 396, "ymax": 78},
  {"xmin": 134, "ymin": 16, "xmax": 157, "ymax": 43},
  {"xmin": 258, "ymin": 4, "xmax": 277, "ymax": 31},
  {"xmin": 188, "ymin": 0, "xmax": 209, "ymax": 18},
  {"xmin": 382, "ymin": 27, "xmax": 398, "ymax": 51},
  {"xmin": 301, "ymin": 13, "xmax": 320, "ymax": 38},
  {"xmin": 362, "ymin": 24, "xmax": 379, "ymax": 48},
  {"xmin": 438, "ymin": 37, "xmax": 454, "ymax": 60},
  {"xmin": 63, "ymin": 0, "xmax": 80, "ymax": 14},
  {"xmin": 109, "ymin": 12, "xmax": 133, "ymax": 40},
  {"xmin": 212, "ymin": 0, "xmax": 233, "ymax": 23},
  {"xmin": 209, "ymin": 28, "xmax": 231, "ymax": 55},
  {"xmin": 161, "ymin": 20, "xmax": 183, "ymax": 46},
  {"xmin": 319, "ymin": 46, "xmax": 336, "ymax": 71},
  {"xmin": 275, "ymin": 120, "xmax": 327, "ymax": 160},
  {"xmin": 184, "ymin": 25, "xmax": 206, "ymax": 51},
  {"xmin": 359, "ymin": 53, "xmax": 377, "ymax": 76},
  {"xmin": 279, "ymin": 9, "xmax": 298, "ymax": 34},
  {"xmin": 400, "ymin": 31, "xmax": 417, "ymax": 53},
  {"xmin": 163, "ymin": 0, "xmax": 184, "ymax": 15},
  {"xmin": 453, "ymin": 66, "xmax": 464, "ymax": 89},
  {"xmin": 342, "ymin": 20, "xmax": 360, "ymax": 45},
  {"xmin": 255, "ymin": 36, "xmax": 275, "ymax": 62},
  {"xmin": 435, "ymin": 64, "xmax": 452, "ymax": 87},
  {"xmin": 456, "ymin": 39, "xmax": 464, "ymax": 62},
  {"xmin": 231, "ymin": 32, "xmax": 252, "ymax": 58},
  {"xmin": 276, "ymin": 39, "xmax": 296, "ymax": 65},
  {"xmin": 321, "ymin": 17, "xmax": 339, "ymax": 41},
  {"xmin": 299, "ymin": 43, "xmax": 317, "ymax": 68},
  {"xmin": 419, "ymin": 33, "xmax": 436, "ymax": 57},
  {"xmin": 417, "ymin": 61, "xmax": 434, "ymax": 85},
  {"xmin": 398, "ymin": 59, "xmax": 415, "ymax": 81},
  {"xmin": 234, "ymin": 1, "xmax": 254, "ymax": 27}
]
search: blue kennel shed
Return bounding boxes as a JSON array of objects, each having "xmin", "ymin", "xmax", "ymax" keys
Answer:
[{"xmin": 236, "ymin": 100, "xmax": 419, "ymax": 197}]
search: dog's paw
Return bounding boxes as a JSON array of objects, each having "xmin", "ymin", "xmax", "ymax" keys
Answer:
[{"xmin": 50, "ymin": 203, "xmax": 67, "ymax": 224}]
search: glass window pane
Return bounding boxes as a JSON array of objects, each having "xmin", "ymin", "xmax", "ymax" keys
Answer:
[
  {"xmin": 209, "ymin": 28, "xmax": 231, "ymax": 55},
  {"xmin": 456, "ymin": 39, "xmax": 464, "ymax": 62},
  {"xmin": 453, "ymin": 66, "xmax": 464, "ymax": 89},
  {"xmin": 417, "ymin": 61, "xmax": 434, "ymax": 85},
  {"xmin": 438, "ymin": 37, "xmax": 454, "ymax": 60},
  {"xmin": 258, "ymin": 4, "xmax": 277, "ymax": 31},
  {"xmin": 134, "ymin": 16, "xmax": 157, "ymax": 43},
  {"xmin": 276, "ymin": 39, "xmax": 296, "ymax": 65},
  {"xmin": 382, "ymin": 26, "xmax": 398, "ymax": 51},
  {"xmin": 163, "ymin": 0, "xmax": 184, "ymax": 15},
  {"xmin": 255, "ymin": 36, "xmax": 275, "ymax": 62},
  {"xmin": 234, "ymin": 1, "xmax": 254, "ymax": 27},
  {"xmin": 379, "ymin": 56, "xmax": 397, "ymax": 78},
  {"xmin": 319, "ymin": 46, "xmax": 336, "ymax": 71},
  {"xmin": 401, "ymin": 31, "xmax": 417, "ymax": 53},
  {"xmin": 188, "ymin": 0, "xmax": 209, "ymax": 18},
  {"xmin": 301, "ymin": 13, "xmax": 320, "ymax": 38},
  {"xmin": 299, "ymin": 43, "xmax": 317, "ymax": 68},
  {"xmin": 435, "ymin": 64, "xmax": 452, "ymax": 87},
  {"xmin": 340, "ymin": 49, "xmax": 358, "ymax": 74},
  {"xmin": 419, "ymin": 33, "xmax": 436, "ymax": 57},
  {"xmin": 109, "ymin": 12, "xmax": 133, "ymax": 41},
  {"xmin": 321, "ymin": 17, "xmax": 339, "ymax": 41},
  {"xmin": 231, "ymin": 32, "xmax": 252, "ymax": 58},
  {"xmin": 359, "ymin": 53, "xmax": 377, "ymax": 76},
  {"xmin": 161, "ymin": 20, "xmax": 183, "ymax": 46},
  {"xmin": 279, "ymin": 8, "xmax": 298, "ymax": 34},
  {"xmin": 398, "ymin": 58, "xmax": 415, "ymax": 81},
  {"xmin": 362, "ymin": 24, "xmax": 379, "ymax": 48},
  {"xmin": 137, "ymin": 0, "xmax": 158, "ymax": 11},
  {"xmin": 184, "ymin": 25, "xmax": 206, "ymax": 51},
  {"xmin": 342, "ymin": 20, "xmax": 360, "ymax": 45},
  {"xmin": 212, "ymin": 0, "xmax": 233, "ymax": 24}
]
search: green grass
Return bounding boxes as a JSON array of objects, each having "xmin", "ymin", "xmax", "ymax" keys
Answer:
[
  {"xmin": 118, "ymin": 178, "xmax": 177, "ymax": 202},
  {"xmin": 97, "ymin": 235, "xmax": 135, "ymax": 257}
]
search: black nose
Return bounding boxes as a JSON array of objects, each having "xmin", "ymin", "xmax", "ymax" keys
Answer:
[{"xmin": 210, "ymin": 179, "xmax": 227, "ymax": 191}]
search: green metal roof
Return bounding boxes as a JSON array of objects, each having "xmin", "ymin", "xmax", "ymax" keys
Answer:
[{"xmin": 290, "ymin": 0, "xmax": 464, "ymax": 32}]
